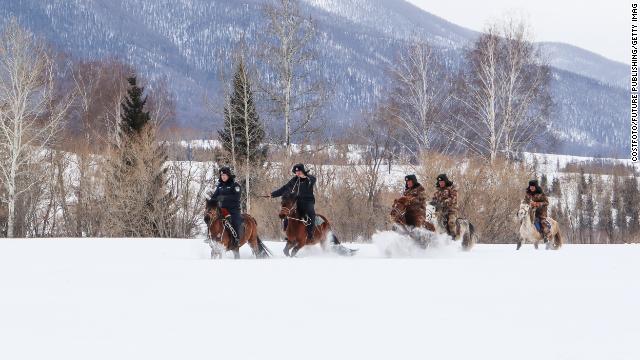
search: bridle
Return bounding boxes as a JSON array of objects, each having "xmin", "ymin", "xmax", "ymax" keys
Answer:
[
  {"xmin": 517, "ymin": 204, "xmax": 531, "ymax": 224},
  {"xmin": 425, "ymin": 206, "xmax": 434, "ymax": 222},
  {"xmin": 280, "ymin": 201, "xmax": 311, "ymax": 226},
  {"xmin": 391, "ymin": 203, "xmax": 406, "ymax": 219},
  {"xmin": 206, "ymin": 207, "xmax": 228, "ymax": 241}
]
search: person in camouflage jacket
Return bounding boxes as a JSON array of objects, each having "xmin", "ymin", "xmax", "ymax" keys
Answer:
[
  {"xmin": 431, "ymin": 174, "xmax": 458, "ymax": 236},
  {"xmin": 401, "ymin": 174, "xmax": 428, "ymax": 227},
  {"xmin": 523, "ymin": 179, "xmax": 551, "ymax": 242}
]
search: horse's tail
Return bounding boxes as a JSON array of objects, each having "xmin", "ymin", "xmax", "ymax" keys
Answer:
[
  {"xmin": 330, "ymin": 232, "xmax": 340, "ymax": 245},
  {"xmin": 256, "ymin": 236, "xmax": 272, "ymax": 258},
  {"xmin": 328, "ymin": 232, "xmax": 358, "ymax": 256},
  {"xmin": 553, "ymin": 231, "xmax": 562, "ymax": 250},
  {"xmin": 462, "ymin": 222, "xmax": 477, "ymax": 250}
]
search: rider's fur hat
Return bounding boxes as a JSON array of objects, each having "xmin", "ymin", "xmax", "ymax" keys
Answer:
[
  {"xmin": 436, "ymin": 174, "xmax": 453, "ymax": 187},
  {"xmin": 404, "ymin": 174, "xmax": 419, "ymax": 189},
  {"xmin": 292, "ymin": 163, "xmax": 308, "ymax": 175},
  {"xmin": 218, "ymin": 167, "xmax": 235, "ymax": 181},
  {"xmin": 527, "ymin": 179, "xmax": 542, "ymax": 194}
]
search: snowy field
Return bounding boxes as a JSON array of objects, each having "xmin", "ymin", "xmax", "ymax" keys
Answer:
[{"xmin": 0, "ymin": 236, "xmax": 638, "ymax": 360}]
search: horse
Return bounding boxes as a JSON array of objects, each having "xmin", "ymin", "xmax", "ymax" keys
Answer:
[
  {"xmin": 206, "ymin": 204, "xmax": 271, "ymax": 259},
  {"xmin": 425, "ymin": 203, "xmax": 477, "ymax": 250},
  {"xmin": 516, "ymin": 203, "xmax": 562, "ymax": 250},
  {"xmin": 279, "ymin": 193, "xmax": 356, "ymax": 257},
  {"xmin": 390, "ymin": 197, "xmax": 436, "ymax": 248}
]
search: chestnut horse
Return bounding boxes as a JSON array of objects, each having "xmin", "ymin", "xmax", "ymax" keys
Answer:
[
  {"xmin": 206, "ymin": 204, "xmax": 271, "ymax": 259},
  {"xmin": 390, "ymin": 197, "xmax": 435, "ymax": 247},
  {"xmin": 279, "ymin": 193, "xmax": 356, "ymax": 257}
]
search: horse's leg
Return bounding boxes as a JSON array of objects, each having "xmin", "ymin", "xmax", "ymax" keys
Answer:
[
  {"xmin": 283, "ymin": 241, "xmax": 291, "ymax": 257},
  {"xmin": 291, "ymin": 243, "xmax": 303, "ymax": 257},
  {"xmin": 516, "ymin": 239, "xmax": 522, "ymax": 250},
  {"xmin": 534, "ymin": 240, "xmax": 539, "ymax": 250}
]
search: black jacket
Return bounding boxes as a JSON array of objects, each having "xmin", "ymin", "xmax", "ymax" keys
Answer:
[
  {"xmin": 208, "ymin": 177, "xmax": 242, "ymax": 211},
  {"xmin": 271, "ymin": 175, "xmax": 316, "ymax": 201}
]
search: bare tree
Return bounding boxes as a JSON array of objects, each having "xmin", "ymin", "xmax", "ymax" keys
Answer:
[
  {"xmin": 0, "ymin": 19, "xmax": 74, "ymax": 237},
  {"xmin": 219, "ymin": 56, "xmax": 266, "ymax": 212},
  {"xmin": 447, "ymin": 19, "xmax": 551, "ymax": 163},
  {"xmin": 386, "ymin": 41, "xmax": 452, "ymax": 158},
  {"xmin": 260, "ymin": 0, "xmax": 326, "ymax": 154},
  {"xmin": 168, "ymin": 160, "xmax": 211, "ymax": 238}
]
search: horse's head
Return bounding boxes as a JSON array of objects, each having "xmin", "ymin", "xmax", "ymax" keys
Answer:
[
  {"xmin": 390, "ymin": 197, "xmax": 409, "ymax": 223},
  {"xmin": 517, "ymin": 203, "xmax": 530, "ymax": 220},
  {"xmin": 279, "ymin": 193, "xmax": 297, "ymax": 219},
  {"xmin": 425, "ymin": 202, "xmax": 437, "ymax": 222},
  {"xmin": 206, "ymin": 202, "xmax": 221, "ymax": 223}
]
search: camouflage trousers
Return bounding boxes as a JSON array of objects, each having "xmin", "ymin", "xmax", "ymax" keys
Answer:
[{"xmin": 533, "ymin": 206, "xmax": 551, "ymax": 241}]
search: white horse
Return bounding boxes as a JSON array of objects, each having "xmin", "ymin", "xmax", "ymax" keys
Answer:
[
  {"xmin": 516, "ymin": 203, "xmax": 562, "ymax": 250},
  {"xmin": 425, "ymin": 204, "xmax": 477, "ymax": 250}
]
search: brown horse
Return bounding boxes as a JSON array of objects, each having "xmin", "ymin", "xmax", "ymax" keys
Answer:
[
  {"xmin": 390, "ymin": 197, "xmax": 435, "ymax": 232},
  {"xmin": 279, "ymin": 193, "xmax": 356, "ymax": 257},
  {"xmin": 206, "ymin": 204, "xmax": 271, "ymax": 259},
  {"xmin": 390, "ymin": 197, "xmax": 437, "ymax": 249}
]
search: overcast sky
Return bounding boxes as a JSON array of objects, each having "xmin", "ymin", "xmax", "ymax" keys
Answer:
[{"xmin": 407, "ymin": 0, "xmax": 627, "ymax": 64}]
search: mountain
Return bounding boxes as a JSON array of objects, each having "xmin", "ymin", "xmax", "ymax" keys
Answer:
[
  {"xmin": 540, "ymin": 42, "xmax": 628, "ymax": 88},
  {"xmin": 0, "ymin": 0, "xmax": 629, "ymax": 157}
]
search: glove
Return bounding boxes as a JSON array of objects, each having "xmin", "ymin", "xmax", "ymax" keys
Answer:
[{"xmin": 221, "ymin": 208, "xmax": 230, "ymax": 218}]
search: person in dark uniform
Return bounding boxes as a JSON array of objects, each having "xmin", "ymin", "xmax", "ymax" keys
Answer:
[
  {"xmin": 206, "ymin": 167, "xmax": 243, "ymax": 245},
  {"xmin": 270, "ymin": 164, "xmax": 317, "ymax": 241}
]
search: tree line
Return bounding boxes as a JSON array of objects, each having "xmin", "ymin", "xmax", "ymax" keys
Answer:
[{"xmin": 0, "ymin": 0, "xmax": 638, "ymax": 243}]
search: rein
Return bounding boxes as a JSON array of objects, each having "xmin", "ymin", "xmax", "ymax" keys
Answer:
[
  {"xmin": 207, "ymin": 208, "xmax": 230, "ymax": 241},
  {"xmin": 391, "ymin": 205, "xmax": 406, "ymax": 221},
  {"xmin": 280, "ymin": 204, "xmax": 312, "ymax": 226}
]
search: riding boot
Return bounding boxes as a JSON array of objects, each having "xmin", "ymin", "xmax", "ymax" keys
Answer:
[
  {"xmin": 235, "ymin": 225, "xmax": 244, "ymax": 247},
  {"xmin": 306, "ymin": 224, "xmax": 314, "ymax": 243}
]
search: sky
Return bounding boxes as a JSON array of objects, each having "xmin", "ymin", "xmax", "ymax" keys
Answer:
[{"xmin": 407, "ymin": 0, "xmax": 628, "ymax": 64}]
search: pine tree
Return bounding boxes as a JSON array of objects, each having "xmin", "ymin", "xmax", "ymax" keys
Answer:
[
  {"xmin": 218, "ymin": 58, "xmax": 266, "ymax": 211},
  {"xmin": 103, "ymin": 75, "xmax": 176, "ymax": 237},
  {"xmin": 120, "ymin": 76, "xmax": 150, "ymax": 135},
  {"xmin": 599, "ymin": 195, "xmax": 614, "ymax": 243},
  {"xmin": 622, "ymin": 177, "xmax": 639, "ymax": 237},
  {"xmin": 612, "ymin": 175, "xmax": 625, "ymax": 236},
  {"xmin": 540, "ymin": 174, "xmax": 548, "ymax": 192},
  {"xmin": 579, "ymin": 168, "xmax": 587, "ymax": 193},
  {"xmin": 550, "ymin": 177, "xmax": 562, "ymax": 197},
  {"xmin": 583, "ymin": 192, "xmax": 594, "ymax": 243}
]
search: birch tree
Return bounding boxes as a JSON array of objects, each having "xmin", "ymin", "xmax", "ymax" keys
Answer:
[
  {"xmin": 260, "ymin": 0, "xmax": 326, "ymax": 154},
  {"xmin": 447, "ymin": 20, "xmax": 551, "ymax": 163},
  {"xmin": 0, "ymin": 19, "xmax": 73, "ymax": 237},
  {"xmin": 387, "ymin": 41, "xmax": 452, "ymax": 157}
]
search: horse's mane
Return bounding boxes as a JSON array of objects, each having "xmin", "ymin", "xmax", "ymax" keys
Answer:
[
  {"xmin": 392, "ymin": 196, "xmax": 424, "ymax": 225},
  {"xmin": 281, "ymin": 192, "xmax": 297, "ymax": 204}
]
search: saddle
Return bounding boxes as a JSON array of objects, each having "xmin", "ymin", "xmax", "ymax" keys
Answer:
[
  {"xmin": 302, "ymin": 215, "xmax": 324, "ymax": 226},
  {"xmin": 533, "ymin": 218, "xmax": 551, "ymax": 235}
]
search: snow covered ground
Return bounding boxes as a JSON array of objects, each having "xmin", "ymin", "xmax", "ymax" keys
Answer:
[{"xmin": 0, "ymin": 236, "xmax": 638, "ymax": 360}]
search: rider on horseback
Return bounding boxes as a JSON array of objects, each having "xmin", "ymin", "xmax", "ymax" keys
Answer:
[
  {"xmin": 270, "ymin": 164, "xmax": 317, "ymax": 242},
  {"xmin": 524, "ymin": 179, "xmax": 551, "ymax": 243},
  {"xmin": 431, "ymin": 174, "xmax": 458, "ymax": 237},
  {"xmin": 402, "ymin": 174, "xmax": 428, "ymax": 227},
  {"xmin": 206, "ymin": 167, "xmax": 243, "ymax": 246}
]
